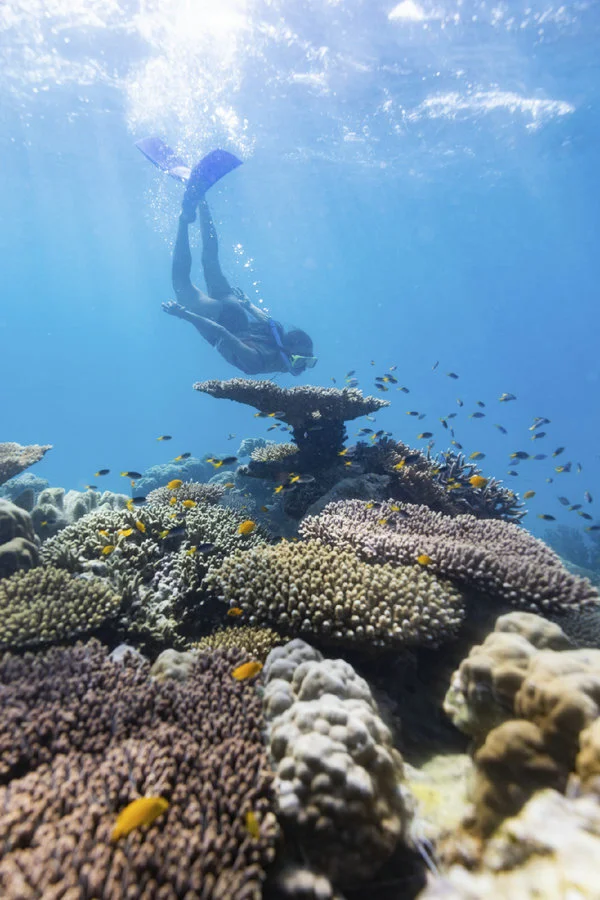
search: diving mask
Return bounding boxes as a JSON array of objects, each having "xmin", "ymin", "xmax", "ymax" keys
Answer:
[{"xmin": 289, "ymin": 354, "xmax": 318, "ymax": 370}]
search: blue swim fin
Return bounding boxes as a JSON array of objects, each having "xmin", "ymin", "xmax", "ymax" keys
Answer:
[{"xmin": 135, "ymin": 138, "xmax": 242, "ymax": 191}]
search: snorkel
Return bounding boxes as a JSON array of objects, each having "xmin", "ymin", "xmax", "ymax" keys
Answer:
[{"xmin": 268, "ymin": 319, "xmax": 317, "ymax": 374}]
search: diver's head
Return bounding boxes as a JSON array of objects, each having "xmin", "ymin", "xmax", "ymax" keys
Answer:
[{"xmin": 282, "ymin": 328, "xmax": 317, "ymax": 375}]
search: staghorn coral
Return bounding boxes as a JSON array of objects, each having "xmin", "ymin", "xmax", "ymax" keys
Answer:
[
  {"xmin": 0, "ymin": 442, "xmax": 52, "ymax": 486},
  {"xmin": 0, "ymin": 566, "xmax": 121, "ymax": 650},
  {"xmin": 194, "ymin": 379, "xmax": 389, "ymax": 467},
  {"xmin": 0, "ymin": 640, "xmax": 277, "ymax": 898},
  {"xmin": 206, "ymin": 539, "xmax": 465, "ymax": 651},
  {"xmin": 146, "ymin": 480, "xmax": 226, "ymax": 506},
  {"xmin": 0, "ymin": 499, "xmax": 39, "ymax": 578},
  {"xmin": 301, "ymin": 500, "xmax": 599, "ymax": 614},
  {"xmin": 263, "ymin": 639, "xmax": 411, "ymax": 886},
  {"xmin": 191, "ymin": 625, "xmax": 289, "ymax": 661},
  {"xmin": 422, "ymin": 789, "xmax": 600, "ymax": 899}
]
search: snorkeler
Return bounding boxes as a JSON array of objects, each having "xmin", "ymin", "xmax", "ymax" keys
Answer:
[{"xmin": 136, "ymin": 140, "xmax": 316, "ymax": 376}]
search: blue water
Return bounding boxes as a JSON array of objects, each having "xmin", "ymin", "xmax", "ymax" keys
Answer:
[{"xmin": 1, "ymin": 0, "xmax": 599, "ymax": 541}]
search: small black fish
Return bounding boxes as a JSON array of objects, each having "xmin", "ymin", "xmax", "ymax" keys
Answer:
[
  {"xmin": 121, "ymin": 471, "xmax": 143, "ymax": 479},
  {"xmin": 529, "ymin": 417, "xmax": 550, "ymax": 431},
  {"xmin": 511, "ymin": 451, "xmax": 530, "ymax": 460},
  {"xmin": 476, "ymin": 401, "xmax": 485, "ymax": 408},
  {"xmin": 397, "ymin": 386, "xmax": 410, "ymax": 393},
  {"xmin": 94, "ymin": 469, "xmax": 110, "ymax": 477},
  {"xmin": 220, "ymin": 456, "xmax": 238, "ymax": 465},
  {"xmin": 346, "ymin": 378, "xmax": 359, "ymax": 388},
  {"xmin": 407, "ymin": 411, "xmax": 420, "ymax": 417},
  {"xmin": 131, "ymin": 496, "xmax": 147, "ymax": 506},
  {"xmin": 403, "ymin": 453, "xmax": 422, "ymax": 464},
  {"xmin": 417, "ymin": 432, "xmax": 433, "ymax": 439},
  {"xmin": 196, "ymin": 542, "xmax": 215, "ymax": 553},
  {"xmin": 558, "ymin": 497, "xmax": 570, "ymax": 506},
  {"xmin": 531, "ymin": 432, "xmax": 546, "ymax": 440},
  {"xmin": 499, "ymin": 392, "xmax": 517, "ymax": 402},
  {"xmin": 174, "ymin": 452, "xmax": 191, "ymax": 461},
  {"xmin": 538, "ymin": 514, "xmax": 555, "ymax": 521},
  {"xmin": 532, "ymin": 454, "xmax": 547, "ymax": 460},
  {"xmin": 552, "ymin": 447, "xmax": 565, "ymax": 457},
  {"xmin": 494, "ymin": 424, "xmax": 508, "ymax": 434},
  {"xmin": 507, "ymin": 470, "xmax": 519, "ymax": 476},
  {"xmin": 447, "ymin": 413, "xmax": 457, "ymax": 419},
  {"xmin": 440, "ymin": 418, "xmax": 448, "ymax": 429},
  {"xmin": 375, "ymin": 384, "xmax": 389, "ymax": 392},
  {"xmin": 166, "ymin": 525, "xmax": 187, "ymax": 538},
  {"xmin": 157, "ymin": 435, "xmax": 172, "ymax": 441},
  {"xmin": 346, "ymin": 370, "xmax": 356, "ymax": 377},
  {"xmin": 586, "ymin": 525, "xmax": 600, "ymax": 532},
  {"xmin": 577, "ymin": 463, "xmax": 583, "ymax": 474},
  {"xmin": 585, "ymin": 491, "xmax": 593, "ymax": 503},
  {"xmin": 469, "ymin": 412, "xmax": 485, "ymax": 419},
  {"xmin": 432, "ymin": 361, "xmax": 439, "ymax": 370},
  {"xmin": 446, "ymin": 372, "xmax": 459, "ymax": 379},
  {"xmin": 451, "ymin": 441, "xmax": 463, "ymax": 450},
  {"xmin": 456, "ymin": 399, "xmax": 463, "ymax": 407},
  {"xmin": 418, "ymin": 413, "xmax": 426, "ymax": 420},
  {"xmin": 85, "ymin": 484, "xmax": 98, "ymax": 490},
  {"xmin": 578, "ymin": 512, "xmax": 593, "ymax": 521},
  {"xmin": 568, "ymin": 504, "xmax": 582, "ymax": 511}
]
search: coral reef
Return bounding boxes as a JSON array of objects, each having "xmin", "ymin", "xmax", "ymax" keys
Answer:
[
  {"xmin": 444, "ymin": 610, "xmax": 600, "ymax": 837},
  {"xmin": 421, "ymin": 789, "xmax": 600, "ymax": 899},
  {"xmin": 206, "ymin": 539, "xmax": 465, "ymax": 651},
  {"xmin": 0, "ymin": 640, "xmax": 278, "ymax": 897},
  {"xmin": 132, "ymin": 456, "xmax": 214, "ymax": 495},
  {"xmin": 263, "ymin": 639, "xmax": 411, "ymax": 886},
  {"xmin": 30, "ymin": 486, "xmax": 129, "ymax": 540},
  {"xmin": 191, "ymin": 624, "xmax": 289, "ymax": 661},
  {"xmin": 545, "ymin": 523, "xmax": 600, "ymax": 575},
  {"xmin": 0, "ymin": 499, "xmax": 39, "ymax": 578},
  {"xmin": 146, "ymin": 480, "xmax": 226, "ymax": 506},
  {"xmin": 301, "ymin": 500, "xmax": 599, "ymax": 614},
  {"xmin": 194, "ymin": 378, "xmax": 389, "ymax": 467},
  {"xmin": 0, "ymin": 566, "xmax": 121, "ymax": 650},
  {"xmin": 0, "ymin": 472, "xmax": 49, "ymax": 507},
  {"xmin": 0, "ymin": 441, "xmax": 52, "ymax": 486},
  {"xmin": 41, "ymin": 501, "xmax": 268, "ymax": 651},
  {"xmin": 352, "ymin": 439, "xmax": 524, "ymax": 523}
]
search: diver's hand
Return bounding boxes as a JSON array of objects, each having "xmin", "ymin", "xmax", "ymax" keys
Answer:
[{"xmin": 162, "ymin": 300, "xmax": 190, "ymax": 320}]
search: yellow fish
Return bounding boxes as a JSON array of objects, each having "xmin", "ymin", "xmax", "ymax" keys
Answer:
[
  {"xmin": 182, "ymin": 500, "xmax": 197, "ymax": 509},
  {"xmin": 101, "ymin": 545, "xmax": 115, "ymax": 556},
  {"xmin": 469, "ymin": 475, "xmax": 488, "ymax": 489},
  {"xmin": 245, "ymin": 810, "xmax": 260, "ymax": 838},
  {"xmin": 365, "ymin": 502, "xmax": 375, "ymax": 509},
  {"xmin": 417, "ymin": 554, "xmax": 432, "ymax": 566},
  {"xmin": 118, "ymin": 528, "xmax": 133, "ymax": 538},
  {"xmin": 523, "ymin": 490, "xmax": 536, "ymax": 499},
  {"xmin": 274, "ymin": 484, "xmax": 284, "ymax": 494},
  {"xmin": 135, "ymin": 521, "xmax": 146, "ymax": 534},
  {"xmin": 126, "ymin": 499, "xmax": 134, "ymax": 512},
  {"xmin": 232, "ymin": 660, "xmax": 263, "ymax": 681},
  {"xmin": 111, "ymin": 796, "xmax": 169, "ymax": 842},
  {"xmin": 169, "ymin": 496, "xmax": 177, "ymax": 506},
  {"xmin": 378, "ymin": 518, "xmax": 388, "ymax": 526},
  {"xmin": 40, "ymin": 520, "xmax": 48, "ymax": 526},
  {"xmin": 393, "ymin": 461, "xmax": 405, "ymax": 471},
  {"xmin": 338, "ymin": 448, "xmax": 349, "ymax": 456},
  {"xmin": 344, "ymin": 461, "xmax": 353, "ymax": 467},
  {"xmin": 469, "ymin": 451, "xmax": 485, "ymax": 461},
  {"xmin": 227, "ymin": 607, "xmax": 244, "ymax": 617},
  {"xmin": 238, "ymin": 519, "xmax": 256, "ymax": 536},
  {"xmin": 98, "ymin": 529, "xmax": 110, "ymax": 537},
  {"xmin": 167, "ymin": 479, "xmax": 183, "ymax": 490},
  {"xmin": 389, "ymin": 504, "xmax": 401, "ymax": 512},
  {"xmin": 224, "ymin": 482, "xmax": 235, "ymax": 489},
  {"xmin": 186, "ymin": 546, "xmax": 197, "ymax": 556},
  {"xmin": 158, "ymin": 529, "xmax": 170, "ymax": 539}
]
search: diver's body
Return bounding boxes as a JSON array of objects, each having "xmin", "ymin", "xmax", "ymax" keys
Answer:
[{"xmin": 164, "ymin": 171, "xmax": 315, "ymax": 376}]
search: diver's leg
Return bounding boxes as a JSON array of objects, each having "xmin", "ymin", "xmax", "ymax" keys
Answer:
[
  {"xmin": 171, "ymin": 214, "xmax": 215, "ymax": 316},
  {"xmin": 198, "ymin": 198, "xmax": 233, "ymax": 299}
]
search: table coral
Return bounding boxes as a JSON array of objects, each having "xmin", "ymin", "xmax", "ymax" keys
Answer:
[
  {"xmin": 263, "ymin": 639, "xmax": 411, "ymax": 886},
  {"xmin": 301, "ymin": 500, "xmax": 599, "ymax": 614},
  {"xmin": 206, "ymin": 539, "xmax": 465, "ymax": 651},
  {"xmin": 0, "ymin": 640, "xmax": 278, "ymax": 898},
  {"xmin": 0, "ymin": 442, "xmax": 51, "ymax": 486}
]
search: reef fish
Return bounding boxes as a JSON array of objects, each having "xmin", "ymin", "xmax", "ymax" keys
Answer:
[
  {"xmin": 499, "ymin": 393, "xmax": 517, "ymax": 402},
  {"xmin": 174, "ymin": 452, "xmax": 191, "ymax": 461},
  {"xmin": 167, "ymin": 479, "xmax": 183, "ymax": 490},
  {"xmin": 494, "ymin": 424, "xmax": 507, "ymax": 434},
  {"xmin": 469, "ymin": 475, "xmax": 488, "ymax": 489},
  {"xmin": 94, "ymin": 469, "xmax": 110, "ymax": 477},
  {"xmin": 157, "ymin": 435, "xmax": 172, "ymax": 441},
  {"xmin": 245, "ymin": 811, "xmax": 260, "ymax": 838},
  {"xmin": 121, "ymin": 471, "xmax": 142, "ymax": 480},
  {"xmin": 232, "ymin": 660, "xmax": 263, "ymax": 681},
  {"xmin": 538, "ymin": 514, "xmax": 556, "ymax": 521},
  {"xmin": 111, "ymin": 797, "xmax": 169, "ymax": 841},
  {"xmin": 227, "ymin": 607, "xmax": 244, "ymax": 617},
  {"xmin": 417, "ymin": 554, "xmax": 432, "ymax": 566},
  {"xmin": 523, "ymin": 490, "xmax": 536, "ymax": 499},
  {"xmin": 238, "ymin": 520, "xmax": 257, "ymax": 535},
  {"xmin": 469, "ymin": 451, "xmax": 485, "ymax": 461}
]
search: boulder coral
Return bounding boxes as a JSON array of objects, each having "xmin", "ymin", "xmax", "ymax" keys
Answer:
[{"xmin": 0, "ymin": 498, "xmax": 39, "ymax": 579}]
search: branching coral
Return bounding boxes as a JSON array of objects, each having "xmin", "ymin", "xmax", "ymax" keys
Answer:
[
  {"xmin": 206, "ymin": 539, "xmax": 465, "ymax": 651},
  {"xmin": 263, "ymin": 639, "xmax": 411, "ymax": 885},
  {"xmin": 0, "ymin": 442, "xmax": 52, "ymax": 486},
  {"xmin": 301, "ymin": 500, "xmax": 599, "ymax": 614},
  {"xmin": 191, "ymin": 625, "xmax": 289, "ymax": 661},
  {"xmin": 0, "ymin": 566, "xmax": 121, "ymax": 650},
  {"xmin": 146, "ymin": 480, "xmax": 226, "ymax": 506},
  {"xmin": 0, "ymin": 640, "xmax": 278, "ymax": 897}
]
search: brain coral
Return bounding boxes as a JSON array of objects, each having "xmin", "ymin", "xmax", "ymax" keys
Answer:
[
  {"xmin": 0, "ymin": 640, "xmax": 278, "ymax": 898},
  {"xmin": 300, "ymin": 500, "xmax": 598, "ymax": 613},
  {"xmin": 0, "ymin": 566, "xmax": 121, "ymax": 650},
  {"xmin": 206, "ymin": 539, "xmax": 465, "ymax": 650},
  {"xmin": 262, "ymin": 639, "xmax": 411, "ymax": 885}
]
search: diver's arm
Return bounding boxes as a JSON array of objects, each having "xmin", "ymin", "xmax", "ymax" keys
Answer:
[{"xmin": 184, "ymin": 311, "xmax": 263, "ymax": 373}]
